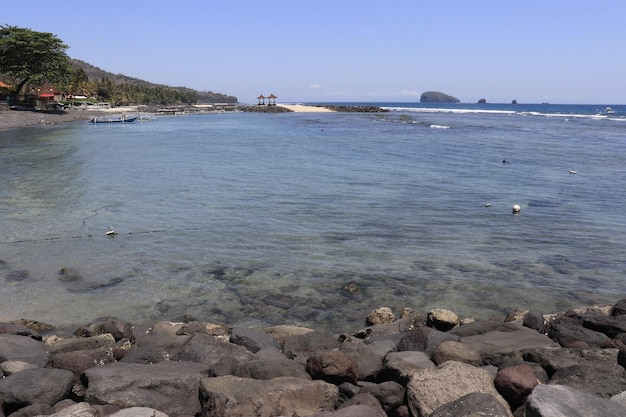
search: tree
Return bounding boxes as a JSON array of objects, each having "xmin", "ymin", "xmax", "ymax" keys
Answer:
[{"xmin": 0, "ymin": 25, "xmax": 71, "ymax": 102}]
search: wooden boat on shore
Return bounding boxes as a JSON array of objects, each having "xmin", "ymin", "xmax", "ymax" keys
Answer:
[{"xmin": 89, "ymin": 115, "xmax": 137, "ymax": 124}]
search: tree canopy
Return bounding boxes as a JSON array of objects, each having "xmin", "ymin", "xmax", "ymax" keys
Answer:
[{"xmin": 0, "ymin": 25, "xmax": 72, "ymax": 101}]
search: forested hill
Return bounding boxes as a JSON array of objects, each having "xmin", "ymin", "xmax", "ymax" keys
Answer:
[{"xmin": 70, "ymin": 58, "xmax": 237, "ymax": 103}]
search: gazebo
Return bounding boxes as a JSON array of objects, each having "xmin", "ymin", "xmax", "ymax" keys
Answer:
[
  {"xmin": 257, "ymin": 94, "xmax": 266, "ymax": 105},
  {"xmin": 267, "ymin": 93, "xmax": 277, "ymax": 106}
]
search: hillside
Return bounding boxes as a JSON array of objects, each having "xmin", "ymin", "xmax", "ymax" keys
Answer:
[{"xmin": 70, "ymin": 58, "xmax": 237, "ymax": 103}]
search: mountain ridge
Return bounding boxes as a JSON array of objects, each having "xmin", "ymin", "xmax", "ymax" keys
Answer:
[{"xmin": 70, "ymin": 58, "xmax": 237, "ymax": 103}]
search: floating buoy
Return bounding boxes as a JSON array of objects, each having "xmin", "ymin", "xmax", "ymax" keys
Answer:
[
  {"xmin": 512, "ymin": 204, "xmax": 521, "ymax": 214},
  {"xmin": 106, "ymin": 227, "xmax": 117, "ymax": 236},
  {"xmin": 485, "ymin": 203, "xmax": 492, "ymax": 208},
  {"xmin": 569, "ymin": 170, "xmax": 577, "ymax": 175}
]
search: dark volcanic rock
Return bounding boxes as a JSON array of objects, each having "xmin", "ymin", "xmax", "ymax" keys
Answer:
[
  {"xmin": 525, "ymin": 384, "xmax": 626, "ymax": 417},
  {"xmin": 0, "ymin": 334, "xmax": 48, "ymax": 367},
  {"xmin": 611, "ymin": 299, "xmax": 626, "ymax": 316},
  {"xmin": 494, "ymin": 364, "xmax": 539, "ymax": 409},
  {"xmin": 84, "ymin": 361, "xmax": 210, "ymax": 416},
  {"xmin": 307, "ymin": 350, "xmax": 359, "ymax": 384},
  {"xmin": 546, "ymin": 315, "xmax": 610, "ymax": 347},
  {"xmin": 430, "ymin": 392, "xmax": 512, "ymax": 417},
  {"xmin": 0, "ymin": 368, "xmax": 75, "ymax": 407}
]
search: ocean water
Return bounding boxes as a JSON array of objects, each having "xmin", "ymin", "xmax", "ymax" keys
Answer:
[{"xmin": 1, "ymin": 103, "xmax": 625, "ymax": 332}]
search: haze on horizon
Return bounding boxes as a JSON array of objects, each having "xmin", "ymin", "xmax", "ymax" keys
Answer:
[{"xmin": 4, "ymin": 1, "xmax": 625, "ymax": 104}]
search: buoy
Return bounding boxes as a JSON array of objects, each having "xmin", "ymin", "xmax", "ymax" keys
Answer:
[
  {"xmin": 106, "ymin": 227, "xmax": 117, "ymax": 236},
  {"xmin": 485, "ymin": 203, "xmax": 492, "ymax": 207},
  {"xmin": 569, "ymin": 170, "xmax": 577, "ymax": 175},
  {"xmin": 512, "ymin": 204, "xmax": 521, "ymax": 214}
]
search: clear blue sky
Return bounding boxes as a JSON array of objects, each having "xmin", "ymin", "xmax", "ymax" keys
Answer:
[{"xmin": 4, "ymin": 1, "xmax": 625, "ymax": 104}]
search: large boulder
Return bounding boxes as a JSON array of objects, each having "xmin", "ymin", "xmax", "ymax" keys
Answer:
[
  {"xmin": 525, "ymin": 384, "xmax": 626, "ymax": 417},
  {"xmin": 283, "ymin": 331, "xmax": 341, "ymax": 364},
  {"xmin": 84, "ymin": 361, "xmax": 210, "ymax": 416},
  {"xmin": 0, "ymin": 368, "xmax": 75, "ymax": 407},
  {"xmin": 406, "ymin": 361, "xmax": 512, "ymax": 417},
  {"xmin": 169, "ymin": 332, "xmax": 253, "ymax": 366},
  {"xmin": 47, "ymin": 334, "xmax": 116, "ymax": 354},
  {"xmin": 200, "ymin": 375, "xmax": 339, "ymax": 417},
  {"xmin": 430, "ymin": 392, "xmax": 513, "ymax": 417},
  {"xmin": 306, "ymin": 350, "xmax": 359, "ymax": 384},
  {"xmin": 494, "ymin": 364, "xmax": 539, "ymax": 409},
  {"xmin": 430, "ymin": 340, "xmax": 482, "ymax": 366},
  {"xmin": 378, "ymin": 351, "xmax": 434, "ymax": 384},
  {"xmin": 397, "ymin": 327, "xmax": 460, "ymax": 355},
  {"xmin": 427, "ymin": 308, "xmax": 460, "ymax": 331},
  {"xmin": 582, "ymin": 314, "xmax": 626, "ymax": 338},
  {"xmin": 120, "ymin": 333, "xmax": 190, "ymax": 363},
  {"xmin": 546, "ymin": 316, "xmax": 610, "ymax": 347},
  {"xmin": 0, "ymin": 333, "xmax": 48, "ymax": 367},
  {"xmin": 340, "ymin": 341, "xmax": 384, "ymax": 381},
  {"xmin": 230, "ymin": 326, "xmax": 279, "ymax": 353},
  {"xmin": 458, "ymin": 322, "xmax": 559, "ymax": 366}
]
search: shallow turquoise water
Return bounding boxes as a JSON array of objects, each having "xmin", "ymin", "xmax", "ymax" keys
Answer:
[{"xmin": 1, "ymin": 104, "xmax": 625, "ymax": 331}]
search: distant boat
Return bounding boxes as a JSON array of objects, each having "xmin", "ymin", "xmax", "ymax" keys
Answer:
[
  {"xmin": 605, "ymin": 107, "xmax": 614, "ymax": 114},
  {"xmin": 89, "ymin": 115, "xmax": 137, "ymax": 124}
]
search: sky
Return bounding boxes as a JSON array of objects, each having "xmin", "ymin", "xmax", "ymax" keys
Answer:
[{"xmin": 4, "ymin": 1, "xmax": 626, "ymax": 104}]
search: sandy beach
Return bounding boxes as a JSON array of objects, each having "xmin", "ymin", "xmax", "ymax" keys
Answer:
[{"xmin": 277, "ymin": 103, "xmax": 334, "ymax": 112}]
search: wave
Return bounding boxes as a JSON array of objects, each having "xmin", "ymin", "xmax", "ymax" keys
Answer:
[{"xmin": 381, "ymin": 105, "xmax": 626, "ymax": 122}]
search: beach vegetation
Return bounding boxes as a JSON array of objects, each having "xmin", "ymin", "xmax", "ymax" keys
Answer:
[{"xmin": 0, "ymin": 25, "xmax": 72, "ymax": 103}]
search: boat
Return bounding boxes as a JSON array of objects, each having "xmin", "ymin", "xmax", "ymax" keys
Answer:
[{"xmin": 89, "ymin": 115, "xmax": 137, "ymax": 124}]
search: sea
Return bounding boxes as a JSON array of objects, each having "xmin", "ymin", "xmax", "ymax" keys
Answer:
[{"xmin": 1, "ymin": 102, "xmax": 625, "ymax": 333}]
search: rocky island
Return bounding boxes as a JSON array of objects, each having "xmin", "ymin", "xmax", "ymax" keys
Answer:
[{"xmin": 420, "ymin": 91, "xmax": 461, "ymax": 103}]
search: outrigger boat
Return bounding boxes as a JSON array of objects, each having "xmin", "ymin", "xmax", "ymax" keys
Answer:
[{"xmin": 89, "ymin": 115, "xmax": 137, "ymax": 124}]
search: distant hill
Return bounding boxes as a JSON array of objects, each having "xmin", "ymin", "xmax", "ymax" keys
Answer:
[
  {"xmin": 70, "ymin": 58, "xmax": 237, "ymax": 103},
  {"xmin": 420, "ymin": 91, "xmax": 460, "ymax": 103}
]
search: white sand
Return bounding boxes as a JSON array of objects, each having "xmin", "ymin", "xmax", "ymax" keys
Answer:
[{"xmin": 277, "ymin": 104, "xmax": 334, "ymax": 113}]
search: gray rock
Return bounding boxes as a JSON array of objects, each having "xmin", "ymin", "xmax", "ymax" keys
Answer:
[
  {"xmin": 524, "ymin": 348, "xmax": 618, "ymax": 378},
  {"xmin": 48, "ymin": 334, "xmax": 116, "ymax": 354},
  {"xmin": 337, "ymin": 394, "xmax": 387, "ymax": 417},
  {"xmin": 548, "ymin": 354, "xmax": 626, "ymax": 398},
  {"xmin": 230, "ymin": 326, "xmax": 279, "ymax": 353},
  {"xmin": 448, "ymin": 319, "xmax": 511, "ymax": 337},
  {"xmin": 379, "ymin": 351, "xmax": 434, "ymax": 384},
  {"xmin": 460, "ymin": 323, "xmax": 558, "ymax": 366},
  {"xmin": 582, "ymin": 314, "xmax": 626, "ymax": 338},
  {"xmin": 430, "ymin": 392, "xmax": 513, "ymax": 417},
  {"xmin": 366, "ymin": 307, "xmax": 396, "ymax": 325},
  {"xmin": 0, "ymin": 333, "xmax": 48, "ymax": 367},
  {"xmin": 235, "ymin": 359, "xmax": 311, "ymax": 380},
  {"xmin": 84, "ymin": 361, "xmax": 210, "ymax": 416},
  {"xmin": 427, "ymin": 308, "xmax": 460, "ymax": 331},
  {"xmin": 283, "ymin": 331, "xmax": 341, "ymax": 364},
  {"xmin": 47, "ymin": 347, "xmax": 117, "ymax": 376},
  {"xmin": 120, "ymin": 334, "xmax": 190, "ymax": 363},
  {"xmin": 546, "ymin": 316, "xmax": 610, "ymax": 347},
  {"xmin": 312, "ymin": 404, "xmax": 387, "ymax": 417},
  {"xmin": 340, "ymin": 340, "xmax": 384, "ymax": 381},
  {"xmin": 611, "ymin": 299, "xmax": 626, "ymax": 316},
  {"xmin": 73, "ymin": 318, "xmax": 134, "ymax": 342},
  {"xmin": 355, "ymin": 317, "xmax": 414, "ymax": 340},
  {"xmin": 406, "ymin": 361, "xmax": 512, "ymax": 417},
  {"xmin": 307, "ymin": 350, "xmax": 358, "ymax": 384},
  {"xmin": 397, "ymin": 327, "xmax": 461, "ymax": 355},
  {"xmin": 0, "ymin": 322, "xmax": 41, "ymax": 340},
  {"xmin": 523, "ymin": 311, "xmax": 545, "ymax": 332},
  {"xmin": 199, "ymin": 375, "xmax": 338, "ymax": 417},
  {"xmin": 0, "ymin": 368, "xmax": 74, "ymax": 406},
  {"xmin": 0, "ymin": 360, "xmax": 39, "ymax": 376},
  {"xmin": 170, "ymin": 332, "xmax": 253, "ymax": 366},
  {"xmin": 8, "ymin": 403, "xmax": 54, "ymax": 417},
  {"xmin": 525, "ymin": 384, "xmax": 626, "ymax": 417},
  {"xmin": 358, "ymin": 380, "xmax": 405, "ymax": 414},
  {"xmin": 430, "ymin": 340, "xmax": 482, "ymax": 366},
  {"xmin": 611, "ymin": 390, "xmax": 626, "ymax": 407},
  {"xmin": 43, "ymin": 402, "xmax": 99, "ymax": 417},
  {"xmin": 107, "ymin": 407, "xmax": 169, "ymax": 417}
]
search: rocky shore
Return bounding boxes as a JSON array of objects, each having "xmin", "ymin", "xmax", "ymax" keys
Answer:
[
  {"xmin": 0, "ymin": 106, "xmax": 110, "ymax": 130},
  {"xmin": 2, "ymin": 300, "xmax": 626, "ymax": 417}
]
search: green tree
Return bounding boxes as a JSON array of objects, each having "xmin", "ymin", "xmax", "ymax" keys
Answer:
[{"xmin": 0, "ymin": 25, "xmax": 71, "ymax": 102}]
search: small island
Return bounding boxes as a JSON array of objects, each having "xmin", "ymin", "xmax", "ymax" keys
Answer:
[{"xmin": 420, "ymin": 91, "xmax": 460, "ymax": 103}]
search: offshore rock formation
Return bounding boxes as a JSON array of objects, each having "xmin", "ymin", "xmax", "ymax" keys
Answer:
[
  {"xmin": 420, "ymin": 91, "xmax": 460, "ymax": 103},
  {"xmin": 1, "ymin": 301, "xmax": 626, "ymax": 416}
]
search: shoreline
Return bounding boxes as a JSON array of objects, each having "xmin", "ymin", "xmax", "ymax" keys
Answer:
[{"xmin": 1, "ymin": 300, "xmax": 625, "ymax": 416}]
